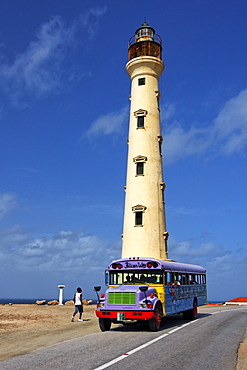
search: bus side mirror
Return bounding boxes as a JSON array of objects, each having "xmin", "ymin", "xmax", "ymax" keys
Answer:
[
  {"xmin": 105, "ymin": 270, "xmax": 109, "ymax": 286},
  {"xmin": 139, "ymin": 285, "xmax": 148, "ymax": 303},
  {"xmin": 139, "ymin": 286, "xmax": 148, "ymax": 292},
  {"xmin": 94, "ymin": 286, "xmax": 101, "ymax": 303}
]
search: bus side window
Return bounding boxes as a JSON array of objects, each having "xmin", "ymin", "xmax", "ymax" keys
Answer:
[
  {"xmin": 171, "ymin": 272, "xmax": 175, "ymax": 283},
  {"xmin": 111, "ymin": 273, "xmax": 117, "ymax": 284},
  {"xmin": 190, "ymin": 274, "xmax": 197, "ymax": 284},
  {"xmin": 178, "ymin": 273, "xmax": 187, "ymax": 285},
  {"xmin": 166, "ymin": 272, "xmax": 172, "ymax": 285},
  {"xmin": 180, "ymin": 274, "xmax": 187, "ymax": 285},
  {"xmin": 156, "ymin": 274, "xmax": 161, "ymax": 283}
]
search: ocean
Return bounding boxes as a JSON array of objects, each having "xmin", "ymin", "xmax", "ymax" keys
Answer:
[
  {"xmin": 0, "ymin": 298, "xmax": 220, "ymax": 305},
  {"xmin": 0, "ymin": 298, "xmax": 97, "ymax": 305},
  {"xmin": 0, "ymin": 298, "xmax": 57, "ymax": 305}
]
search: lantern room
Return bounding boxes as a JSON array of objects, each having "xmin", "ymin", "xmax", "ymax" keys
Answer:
[{"xmin": 128, "ymin": 22, "xmax": 162, "ymax": 62}]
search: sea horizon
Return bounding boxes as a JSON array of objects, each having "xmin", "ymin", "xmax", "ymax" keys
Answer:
[
  {"xmin": 0, "ymin": 298, "xmax": 97, "ymax": 305},
  {"xmin": 0, "ymin": 298, "xmax": 223, "ymax": 305}
]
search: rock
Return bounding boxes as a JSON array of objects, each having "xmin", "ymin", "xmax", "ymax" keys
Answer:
[
  {"xmin": 64, "ymin": 299, "xmax": 93, "ymax": 305},
  {"xmin": 36, "ymin": 300, "xmax": 46, "ymax": 305},
  {"xmin": 48, "ymin": 300, "xmax": 59, "ymax": 305}
]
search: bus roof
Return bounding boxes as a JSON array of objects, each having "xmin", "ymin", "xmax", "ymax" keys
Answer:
[{"xmin": 109, "ymin": 257, "xmax": 206, "ymax": 274}]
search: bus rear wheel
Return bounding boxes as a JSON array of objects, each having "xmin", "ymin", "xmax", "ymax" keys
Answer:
[
  {"xmin": 99, "ymin": 318, "xmax": 111, "ymax": 331},
  {"xmin": 149, "ymin": 306, "xmax": 161, "ymax": 331},
  {"xmin": 188, "ymin": 301, "xmax": 197, "ymax": 320}
]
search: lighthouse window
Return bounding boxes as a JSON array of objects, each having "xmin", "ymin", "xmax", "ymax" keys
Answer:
[
  {"xmin": 137, "ymin": 116, "xmax": 144, "ymax": 128},
  {"xmin": 160, "ymin": 182, "xmax": 166, "ymax": 203},
  {"xmin": 157, "ymin": 136, "xmax": 163, "ymax": 155},
  {"xmin": 134, "ymin": 110, "xmax": 147, "ymax": 129},
  {"xmin": 138, "ymin": 78, "xmax": 145, "ymax": 86},
  {"xmin": 161, "ymin": 187, "xmax": 164, "ymax": 203},
  {"xmin": 136, "ymin": 162, "xmax": 144, "ymax": 175},
  {"xmin": 135, "ymin": 212, "xmax": 143, "ymax": 226}
]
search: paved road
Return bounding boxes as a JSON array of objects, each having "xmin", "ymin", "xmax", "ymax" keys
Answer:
[{"xmin": 0, "ymin": 306, "xmax": 246, "ymax": 370}]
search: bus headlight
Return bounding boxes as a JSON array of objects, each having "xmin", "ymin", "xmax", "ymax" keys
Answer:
[
  {"xmin": 139, "ymin": 303, "xmax": 148, "ymax": 308},
  {"xmin": 139, "ymin": 303, "xmax": 153, "ymax": 309}
]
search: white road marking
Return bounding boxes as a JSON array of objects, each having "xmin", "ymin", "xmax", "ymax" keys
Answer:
[
  {"xmin": 94, "ymin": 320, "xmax": 198, "ymax": 370},
  {"xmin": 94, "ymin": 307, "xmax": 247, "ymax": 370}
]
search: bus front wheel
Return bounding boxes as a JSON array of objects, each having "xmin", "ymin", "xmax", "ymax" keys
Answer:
[
  {"xmin": 149, "ymin": 306, "xmax": 161, "ymax": 331},
  {"xmin": 99, "ymin": 318, "xmax": 111, "ymax": 331}
]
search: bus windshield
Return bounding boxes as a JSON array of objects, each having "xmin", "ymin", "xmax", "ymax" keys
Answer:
[{"xmin": 109, "ymin": 270, "xmax": 163, "ymax": 285}]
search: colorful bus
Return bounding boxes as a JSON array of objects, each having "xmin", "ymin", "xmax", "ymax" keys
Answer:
[{"xmin": 94, "ymin": 257, "xmax": 207, "ymax": 331}]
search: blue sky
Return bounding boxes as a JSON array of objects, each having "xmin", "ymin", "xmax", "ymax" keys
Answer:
[{"xmin": 0, "ymin": 0, "xmax": 246, "ymax": 302}]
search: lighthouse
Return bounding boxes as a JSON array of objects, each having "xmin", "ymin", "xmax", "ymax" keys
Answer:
[{"xmin": 122, "ymin": 23, "xmax": 168, "ymax": 260}]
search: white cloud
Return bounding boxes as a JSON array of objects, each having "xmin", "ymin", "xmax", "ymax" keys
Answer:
[
  {"xmin": 213, "ymin": 89, "xmax": 247, "ymax": 155},
  {"xmin": 0, "ymin": 16, "xmax": 72, "ymax": 101},
  {"xmin": 0, "ymin": 7, "xmax": 107, "ymax": 104},
  {"xmin": 87, "ymin": 89, "xmax": 247, "ymax": 161},
  {"xmin": 79, "ymin": 7, "xmax": 107, "ymax": 40},
  {"xmin": 162, "ymin": 125, "xmax": 212, "ymax": 164},
  {"xmin": 168, "ymin": 236, "xmax": 247, "ymax": 301},
  {"xmin": 0, "ymin": 192, "xmax": 17, "ymax": 219},
  {"xmin": 170, "ymin": 239, "xmax": 223, "ymax": 261},
  {"xmin": 160, "ymin": 102, "xmax": 176, "ymax": 122},
  {"xmin": 0, "ymin": 224, "xmax": 246, "ymax": 301},
  {"xmin": 161, "ymin": 89, "xmax": 247, "ymax": 164},
  {"xmin": 0, "ymin": 227, "xmax": 120, "ymax": 273},
  {"xmin": 0, "ymin": 225, "xmax": 120, "ymax": 298},
  {"xmin": 85, "ymin": 106, "xmax": 128, "ymax": 137}
]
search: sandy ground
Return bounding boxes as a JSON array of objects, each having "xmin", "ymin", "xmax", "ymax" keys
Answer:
[
  {"xmin": 237, "ymin": 335, "xmax": 247, "ymax": 370},
  {"xmin": 0, "ymin": 304, "xmax": 246, "ymax": 369},
  {"xmin": 0, "ymin": 303, "xmax": 101, "ymax": 361}
]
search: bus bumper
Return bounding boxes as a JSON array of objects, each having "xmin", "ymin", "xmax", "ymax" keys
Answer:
[{"xmin": 95, "ymin": 310, "xmax": 154, "ymax": 320}]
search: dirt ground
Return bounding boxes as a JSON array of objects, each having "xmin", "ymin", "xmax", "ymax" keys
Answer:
[
  {"xmin": 237, "ymin": 336, "xmax": 247, "ymax": 370},
  {"xmin": 0, "ymin": 304, "xmax": 246, "ymax": 369},
  {"xmin": 0, "ymin": 303, "xmax": 101, "ymax": 360}
]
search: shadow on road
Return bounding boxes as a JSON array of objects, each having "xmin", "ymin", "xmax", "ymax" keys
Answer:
[{"xmin": 110, "ymin": 312, "xmax": 211, "ymax": 333}]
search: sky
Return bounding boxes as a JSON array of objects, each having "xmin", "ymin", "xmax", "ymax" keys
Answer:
[{"xmin": 0, "ymin": 0, "xmax": 246, "ymax": 302}]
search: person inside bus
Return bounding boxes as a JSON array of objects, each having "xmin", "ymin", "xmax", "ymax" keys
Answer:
[
  {"xmin": 190, "ymin": 279, "xmax": 197, "ymax": 284},
  {"xmin": 190, "ymin": 274, "xmax": 197, "ymax": 284},
  {"xmin": 139, "ymin": 274, "xmax": 144, "ymax": 282},
  {"xmin": 181, "ymin": 275, "xmax": 187, "ymax": 285},
  {"xmin": 124, "ymin": 276, "xmax": 131, "ymax": 283},
  {"xmin": 130, "ymin": 275, "xmax": 140, "ymax": 283},
  {"xmin": 150, "ymin": 275, "xmax": 157, "ymax": 283}
]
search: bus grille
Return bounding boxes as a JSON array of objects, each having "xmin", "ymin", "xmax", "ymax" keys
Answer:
[{"xmin": 108, "ymin": 292, "xmax": 136, "ymax": 305}]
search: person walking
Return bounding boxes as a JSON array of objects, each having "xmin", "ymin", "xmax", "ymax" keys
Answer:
[{"xmin": 71, "ymin": 287, "xmax": 83, "ymax": 322}]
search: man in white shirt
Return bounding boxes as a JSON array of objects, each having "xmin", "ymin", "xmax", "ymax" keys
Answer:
[{"xmin": 71, "ymin": 287, "xmax": 83, "ymax": 322}]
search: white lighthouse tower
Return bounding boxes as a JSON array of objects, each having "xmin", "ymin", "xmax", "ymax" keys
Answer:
[{"xmin": 122, "ymin": 23, "xmax": 168, "ymax": 260}]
